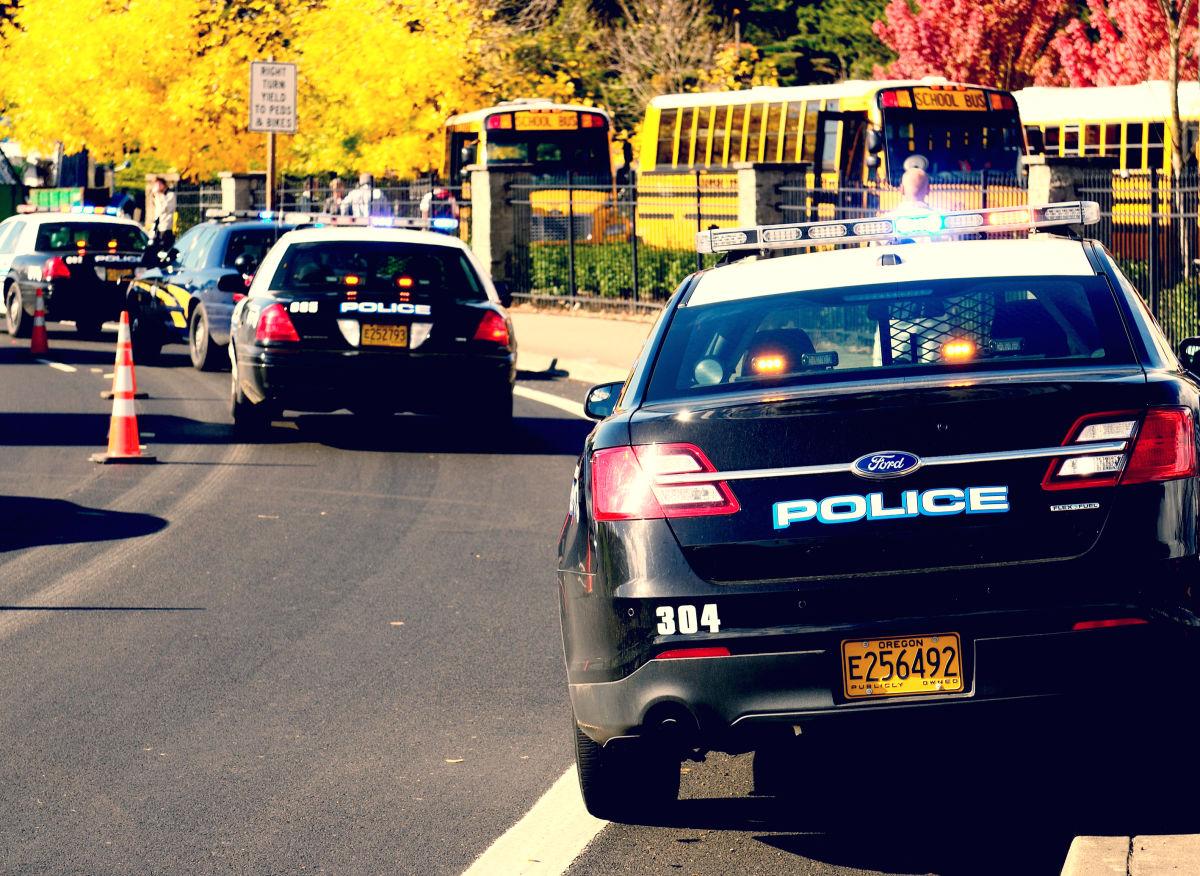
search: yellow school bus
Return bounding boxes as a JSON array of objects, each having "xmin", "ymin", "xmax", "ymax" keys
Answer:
[
  {"xmin": 637, "ymin": 79, "xmax": 1027, "ymax": 247},
  {"xmin": 1015, "ymin": 81, "xmax": 1198, "ymax": 246}
]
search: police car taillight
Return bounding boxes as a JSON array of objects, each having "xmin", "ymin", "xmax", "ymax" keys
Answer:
[
  {"xmin": 591, "ymin": 443, "xmax": 739, "ymax": 521},
  {"xmin": 473, "ymin": 311, "xmax": 509, "ymax": 345},
  {"xmin": 255, "ymin": 303, "xmax": 300, "ymax": 343},
  {"xmin": 1042, "ymin": 408, "xmax": 1195, "ymax": 490},
  {"xmin": 42, "ymin": 257, "xmax": 70, "ymax": 281}
]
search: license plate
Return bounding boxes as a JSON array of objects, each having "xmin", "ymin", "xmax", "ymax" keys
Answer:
[
  {"xmin": 911, "ymin": 88, "xmax": 986, "ymax": 112},
  {"xmin": 102, "ymin": 267, "xmax": 134, "ymax": 283},
  {"xmin": 361, "ymin": 324, "xmax": 408, "ymax": 348},
  {"xmin": 841, "ymin": 633, "xmax": 964, "ymax": 699}
]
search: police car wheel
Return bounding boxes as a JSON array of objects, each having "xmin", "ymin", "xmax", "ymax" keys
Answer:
[
  {"xmin": 189, "ymin": 307, "xmax": 223, "ymax": 372},
  {"xmin": 76, "ymin": 320, "xmax": 104, "ymax": 339},
  {"xmin": 4, "ymin": 283, "xmax": 28, "ymax": 338},
  {"xmin": 573, "ymin": 721, "xmax": 680, "ymax": 823},
  {"xmin": 230, "ymin": 363, "xmax": 274, "ymax": 437},
  {"xmin": 129, "ymin": 315, "xmax": 161, "ymax": 362}
]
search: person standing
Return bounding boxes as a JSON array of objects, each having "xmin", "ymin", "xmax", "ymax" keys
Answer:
[
  {"xmin": 322, "ymin": 176, "xmax": 346, "ymax": 214},
  {"xmin": 149, "ymin": 176, "xmax": 176, "ymax": 252}
]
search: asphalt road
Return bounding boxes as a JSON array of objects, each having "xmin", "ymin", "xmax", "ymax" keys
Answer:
[{"xmin": 3, "ymin": 328, "xmax": 1198, "ymax": 876}]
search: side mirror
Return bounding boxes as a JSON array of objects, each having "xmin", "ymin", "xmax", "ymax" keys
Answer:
[
  {"xmin": 494, "ymin": 280, "xmax": 513, "ymax": 308},
  {"xmin": 1025, "ymin": 126, "xmax": 1045, "ymax": 154},
  {"xmin": 584, "ymin": 381, "xmax": 623, "ymax": 421},
  {"xmin": 233, "ymin": 253, "xmax": 258, "ymax": 276},
  {"xmin": 158, "ymin": 247, "xmax": 177, "ymax": 267},
  {"xmin": 217, "ymin": 272, "xmax": 248, "ymax": 294},
  {"xmin": 865, "ymin": 154, "xmax": 880, "ymax": 169},
  {"xmin": 866, "ymin": 127, "xmax": 884, "ymax": 154},
  {"xmin": 1178, "ymin": 337, "xmax": 1200, "ymax": 373}
]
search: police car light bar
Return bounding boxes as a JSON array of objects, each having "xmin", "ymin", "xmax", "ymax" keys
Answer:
[
  {"xmin": 18, "ymin": 204, "xmax": 123, "ymax": 216},
  {"xmin": 203, "ymin": 209, "xmax": 457, "ymax": 231},
  {"xmin": 694, "ymin": 201, "xmax": 1102, "ymax": 254}
]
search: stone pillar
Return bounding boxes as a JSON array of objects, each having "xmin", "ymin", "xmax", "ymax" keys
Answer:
[
  {"xmin": 219, "ymin": 171, "xmax": 267, "ymax": 214},
  {"xmin": 734, "ymin": 163, "xmax": 791, "ymax": 227},
  {"xmin": 1024, "ymin": 156, "xmax": 1096, "ymax": 204},
  {"xmin": 468, "ymin": 165, "xmax": 520, "ymax": 286}
]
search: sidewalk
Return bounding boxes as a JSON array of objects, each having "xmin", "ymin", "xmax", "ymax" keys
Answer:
[
  {"xmin": 1062, "ymin": 835, "xmax": 1200, "ymax": 874},
  {"xmin": 511, "ymin": 309, "xmax": 654, "ymax": 386}
]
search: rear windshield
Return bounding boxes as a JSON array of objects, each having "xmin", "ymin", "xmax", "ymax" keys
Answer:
[
  {"xmin": 269, "ymin": 241, "xmax": 486, "ymax": 302},
  {"xmin": 222, "ymin": 227, "xmax": 292, "ymax": 269},
  {"xmin": 646, "ymin": 276, "xmax": 1135, "ymax": 402},
  {"xmin": 35, "ymin": 222, "xmax": 147, "ymax": 252}
]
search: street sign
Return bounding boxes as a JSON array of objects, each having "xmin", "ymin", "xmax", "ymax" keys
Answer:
[{"xmin": 249, "ymin": 61, "xmax": 297, "ymax": 134}]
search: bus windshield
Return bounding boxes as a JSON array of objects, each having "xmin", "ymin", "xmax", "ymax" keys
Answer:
[
  {"xmin": 882, "ymin": 109, "xmax": 1025, "ymax": 184},
  {"xmin": 485, "ymin": 130, "xmax": 610, "ymax": 175}
]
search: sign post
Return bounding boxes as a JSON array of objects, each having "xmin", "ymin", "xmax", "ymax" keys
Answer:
[{"xmin": 249, "ymin": 60, "xmax": 297, "ymax": 211}]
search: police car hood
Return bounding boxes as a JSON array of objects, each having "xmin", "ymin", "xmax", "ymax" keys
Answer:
[{"xmin": 629, "ymin": 365, "xmax": 1149, "ymax": 582}]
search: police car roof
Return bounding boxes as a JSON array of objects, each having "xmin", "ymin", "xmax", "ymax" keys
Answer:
[
  {"xmin": 276, "ymin": 226, "xmax": 468, "ymax": 249},
  {"xmin": 686, "ymin": 236, "xmax": 1096, "ymax": 307}
]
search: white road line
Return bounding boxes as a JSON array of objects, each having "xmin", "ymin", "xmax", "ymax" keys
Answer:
[
  {"xmin": 514, "ymin": 385, "xmax": 587, "ymax": 420},
  {"xmin": 460, "ymin": 766, "xmax": 606, "ymax": 876},
  {"xmin": 36, "ymin": 359, "xmax": 77, "ymax": 373}
]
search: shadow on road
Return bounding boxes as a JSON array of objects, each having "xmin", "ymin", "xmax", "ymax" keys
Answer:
[
  {"xmin": 0, "ymin": 410, "xmax": 590, "ymax": 457},
  {"xmin": 0, "ymin": 496, "xmax": 167, "ymax": 553},
  {"xmin": 637, "ymin": 709, "xmax": 1200, "ymax": 875}
]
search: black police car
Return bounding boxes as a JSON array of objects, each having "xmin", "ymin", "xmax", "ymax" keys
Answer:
[
  {"xmin": 126, "ymin": 216, "xmax": 293, "ymax": 368},
  {"xmin": 0, "ymin": 208, "xmax": 147, "ymax": 337},
  {"xmin": 228, "ymin": 220, "xmax": 515, "ymax": 435},
  {"xmin": 559, "ymin": 201, "xmax": 1200, "ymax": 821}
]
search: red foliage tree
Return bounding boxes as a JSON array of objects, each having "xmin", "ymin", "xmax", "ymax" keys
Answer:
[
  {"xmin": 1053, "ymin": 0, "xmax": 1197, "ymax": 86},
  {"xmin": 872, "ymin": 0, "xmax": 1069, "ymax": 89}
]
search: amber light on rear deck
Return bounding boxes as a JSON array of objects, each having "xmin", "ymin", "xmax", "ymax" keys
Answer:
[
  {"xmin": 942, "ymin": 339, "xmax": 976, "ymax": 362},
  {"xmin": 751, "ymin": 354, "xmax": 786, "ymax": 374}
]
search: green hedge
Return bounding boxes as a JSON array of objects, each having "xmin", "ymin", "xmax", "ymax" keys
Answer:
[{"xmin": 526, "ymin": 242, "xmax": 720, "ymax": 301}]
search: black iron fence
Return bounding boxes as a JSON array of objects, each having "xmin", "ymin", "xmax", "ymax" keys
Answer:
[
  {"xmin": 506, "ymin": 171, "xmax": 732, "ymax": 306},
  {"xmin": 1076, "ymin": 168, "xmax": 1200, "ymax": 343},
  {"xmin": 779, "ymin": 172, "xmax": 1026, "ymax": 221},
  {"xmin": 174, "ymin": 181, "xmax": 222, "ymax": 231}
]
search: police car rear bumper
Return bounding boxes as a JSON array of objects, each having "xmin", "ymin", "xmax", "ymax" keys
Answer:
[
  {"xmin": 570, "ymin": 618, "xmax": 1195, "ymax": 749},
  {"xmin": 240, "ymin": 346, "xmax": 515, "ymax": 411}
]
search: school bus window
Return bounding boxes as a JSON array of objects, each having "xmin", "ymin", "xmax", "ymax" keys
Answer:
[
  {"xmin": 745, "ymin": 104, "xmax": 763, "ymax": 163},
  {"xmin": 729, "ymin": 104, "xmax": 746, "ymax": 164},
  {"xmin": 1127, "ymin": 123, "xmax": 1145, "ymax": 170},
  {"xmin": 782, "ymin": 102, "xmax": 804, "ymax": 162},
  {"xmin": 1063, "ymin": 125, "xmax": 1080, "ymax": 155},
  {"xmin": 712, "ymin": 106, "xmax": 729, "ymax": 166},
  {"xmin": 656, "ymin": 108, "xmax": 678, "ymax": 167},
  {"xmin": 1147, "ymin": 122, "xmax": 1165, "ymax": 170},
  {"xmin": 801, "ymin": 104, "xmax": 819, "ymax": 162},
  {"xmin": 762, "ymin": 102, "xmax": 782, "ymax": 163},
  {"xmin": 1044, "ymin": 125, "xmax": 1061, "ymax": 151},
  {"xmin": 1084, "ymin": 125, "xmax": 1102, "ymax": 155},
  {"xmin": 1104, "ymin": 124, "xmax": 1120, "ymax": 155},
  {"xmin": 536, "ymin": 143, "xmax": 563, "ymax": 162},
  {"xmin": 820, "ymin": 118, "xmax": 839, "ymax": 173}
]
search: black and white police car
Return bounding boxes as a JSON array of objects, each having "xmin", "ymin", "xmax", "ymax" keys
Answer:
[
  {"xmin": 228, "ymin": 214, "xmax": 515, "ymax": 435},
  {"xmin": 0, "ymin": 206, "xmax": 147, "ymax": 337},
  {"xmin": 559, "ymin": 201, "xmax": 1200, "ymax": 821}
]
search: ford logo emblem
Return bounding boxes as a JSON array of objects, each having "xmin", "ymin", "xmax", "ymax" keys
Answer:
[{"xmin": 851, "ymin": 450, "xmax": 922, "ymax": 480}]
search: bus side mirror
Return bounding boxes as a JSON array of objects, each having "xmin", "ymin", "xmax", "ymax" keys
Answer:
[
  {"xmin": 1025, "ymin": 126, "xmax": 1045, "ymax": 154},
  {"xmin": 493, "ymin": 280, "xmax": 513, "ymax": 308},
  {"xmin": 866, "ymin": 154, "xmax": 880, "ymax": 169},
  {"xmin": 866, "ymin": 127, "xmax": 884, "ymax": 154}
]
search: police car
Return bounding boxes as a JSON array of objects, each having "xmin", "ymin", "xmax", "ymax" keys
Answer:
[
  {"xmin": 125, "ymin": 213, "xmax": 294, "ymax": 368},
  {"xmin": 559, "ymin": 201, "xmax": 1200, "ymax": 821},
  {"xmin": 0, "ymin": 206, "xmax": 147, "ymax": 337},
  {"xmin": 228, "ymin": 214, "xmax": 515, "ymax": 435}
]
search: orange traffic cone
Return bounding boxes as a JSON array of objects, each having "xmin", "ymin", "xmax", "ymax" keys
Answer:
[
  {"xmin": 90, "ymin": 313, "xmax": 156, "ymax": 465},
  {"xmin": 29, "ymin": 288, "xmax": 48, "ymax": 356},
  {"xmin": 101, "ymin": 311, "xmax": 148, "ymax": 400}
]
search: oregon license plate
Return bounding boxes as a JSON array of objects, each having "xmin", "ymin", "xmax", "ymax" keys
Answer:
[
  {"xmin": 842, "ymin": 633, "xmax": 964, "ymax": 699},
  {"xmin": 361, "ymin": 324, "xmax": 408, "ymax": 348},
  {"xmin": 912, "ymin": 88, "xmax": 987, "ymax": 112},
  {"xmin": 103, "ymin": 267, "xmax": 134, "ymax": 283}
]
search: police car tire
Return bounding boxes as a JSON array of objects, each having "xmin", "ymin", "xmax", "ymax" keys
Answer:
[
  {"xmin": 230, "ymin": 366, "xmax": 274, "ymax": 436},
  {"xmin": 189, "ymin": 307, "xmax": 223, "ymax": 372},
  {"xmin": 573, "ymin": 722, "xmax": 680, "ymax": 822},
  {"xmin": 130, "ymin": 315, "xmax": 161, "ymax": 362},
  {"xmin": 4, "ymin": 283, "xmax": 28, "ymax": 338},
  {"xmin": 76, "ymin": 320, "xmax": 104, "ymax": 339}
]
